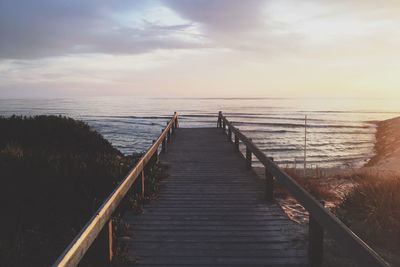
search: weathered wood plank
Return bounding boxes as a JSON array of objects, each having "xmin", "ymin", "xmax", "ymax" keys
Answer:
[
  {"xmin": 120, "ymin": 128, "xmax": 307, "ymax": 267},
  {"xmin": 126, "ymin": 256, "xmax": 308, "ymax": 265},
  {"xmin": 220, "ymin": 114, "xmax": 388, "ymax": 267}
]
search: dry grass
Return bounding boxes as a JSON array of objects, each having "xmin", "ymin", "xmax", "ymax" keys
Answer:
[
  {"xmin": 334, "ymin": 175, "xmax": 400, "ymax": 266},
  {"xmin": 0, "ymin": 116, "xmax": 135, "ymax": 266},
  {"xmin": 273, "ymin": 169, "xmax": 399, "ymax": 265},
  {"xmin": 276, "ymin": 169, "xmax": 338, "ymax": 202}
]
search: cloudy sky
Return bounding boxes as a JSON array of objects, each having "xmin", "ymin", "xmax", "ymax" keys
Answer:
[{"xmin": 0, "ymin": 0, "xmax": 400, "ymax": 98}]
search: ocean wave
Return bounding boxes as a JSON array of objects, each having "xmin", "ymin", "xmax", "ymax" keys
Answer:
[
  {"xmin": 242, "ymin": 129, "xmax": 298, "ymax": 134},
  {"xmin": 181, "ymin": 114, "xmax": 217, "ymax": 118},
  {"xmin": 84, "ymin": 115, "xmax": 173, "ymax": 120},
  {"xmin": 305, "ymin": 110, "xmax": 400, "ymax": 115},
  {"xmin": 232, "ymin": 121, "xmax": 373, "ymax": 129},
  {"xmin": 223, "ymin": 114, "xmax": 325, "ymax": 122},
  {"xmin": 308, "ymin": 141, "xmax": 374, "ymax": 147},
  {"xmin": 88, "ymin": 119, "xmax": 164, "ymax": 127},
  {"xmin": 309, "ymin": 130, "xmax": 373, "ymax": 135}
]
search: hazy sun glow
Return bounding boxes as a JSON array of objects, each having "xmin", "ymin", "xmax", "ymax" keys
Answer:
[{"xmin": 0, "ymin": 0, "xmax": 399, "ymax": 98}]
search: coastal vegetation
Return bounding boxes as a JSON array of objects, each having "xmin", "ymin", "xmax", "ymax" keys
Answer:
[
  {"xmin": 0, "ymin": 115, "xmax": 136, "ymax": 266},
  {"xmin": 276, "ymin": 170, "xmax": 400, "ymax": 266},
  {"xmin": 335, "ymin": 175, "xmax": 400, "ymax": 266}
]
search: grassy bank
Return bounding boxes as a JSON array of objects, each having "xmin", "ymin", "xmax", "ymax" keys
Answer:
[
  {"xmin": 272, "ymin": 168, "xmax": 399, "ymax": 265},
  {"xmin": 335, "ymin": 175, "xmax": 400, "ymax": 266},
  {"xmin": 0, "ymin": 115, "xmax": 135, "ymax": 266}
]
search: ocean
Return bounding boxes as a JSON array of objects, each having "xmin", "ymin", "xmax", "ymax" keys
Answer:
[{"xmin": 1, "ymin": 97, "xmax": 399, "ymax": 168}]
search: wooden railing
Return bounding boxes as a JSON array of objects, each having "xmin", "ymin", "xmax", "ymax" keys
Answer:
[
  {"xmin": 53, "ymin": 112, "xmax": 179, "ymax": 267},
  {"xmin": 217, "ymin": 111, "xmax": 389, "ymax": 267}
]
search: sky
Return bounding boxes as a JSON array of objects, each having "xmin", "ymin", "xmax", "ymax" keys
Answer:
[{"xmin": 0, "ymin": 0, "xmax": 400, "ymax": 98}]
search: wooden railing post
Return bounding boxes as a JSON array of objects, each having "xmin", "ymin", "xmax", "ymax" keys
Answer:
[
  {"xmin": 95, "ymin": 219, "xmax": 113, "ymax": 267},
  {"xmin": 107, "ymin": 220, "xmax": 113, "ymax": 263},
  {"xmin": 161, "ymin": 129, "xmax": 166, "ymax": 153},
  {"xmin": 151, "ymin": 139, "xmax": 158, "ymax": 166},
  {"xmin": 246, "ymin": 144, "xmax": 252, "ymax": 169},
  {"xmin": 217, "ymin": 111, "xmax": 222, "ymax": 128},
  {"xmin": 309, "ymin": 205, "xmax": 324, "ymax": 267},
  {"xmin": 141, "ymin": 170, "xmax": 145, "ymax": 199},
  {"xmin": 167, "ymin": 122, "xmax": 171, "ymax": 142},
  {"xmin": 175, "ymin": 114, "xmax": 179, "ymax": 128},
  {"xmin": 265, "ymin": 157, "xmax": 274, "ymax": 201},
  {"xmin": 234, "ymin": 134, "xmax": 239, "ymax": 151},
  {"xmin": 228, "ymin": 127, "xmax": 232, "ymax": 142}
]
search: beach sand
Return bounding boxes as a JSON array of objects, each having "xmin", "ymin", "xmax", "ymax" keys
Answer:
[{"xmin": 366, "ymin": 116, "xmax": 400, "ymax": 175}]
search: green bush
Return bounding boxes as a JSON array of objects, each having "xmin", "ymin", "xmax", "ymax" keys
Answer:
[{"xmin": 0, "ymin": 116, "xmax": 133, "ymax": 266}]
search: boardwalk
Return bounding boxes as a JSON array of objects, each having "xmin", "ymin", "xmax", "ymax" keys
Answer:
[
  {"xmin": 122, "ymin": 128, "xmax": 308, "ymax": 266},
  {"xmin": 53, "ymin": 113, "xmax": 389, "ymax": 267}
]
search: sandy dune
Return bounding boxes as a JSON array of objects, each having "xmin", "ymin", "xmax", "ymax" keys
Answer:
[{"xmin": 366, "ymin": 116, "xmax": 400, "ymax": 175}]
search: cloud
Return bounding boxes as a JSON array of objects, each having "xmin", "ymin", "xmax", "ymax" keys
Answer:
[
  {"xmin": 161, "ymin": 0, "xmax": 305, "ymax": 56},
  {"xmin": 0, "ymin": 0, "xmax": 280, "ymax": 60},
  {"xmin": 161, "ymin": 0, "xmax": 267, "ymax": 32},
  {"xmin": 0, "ymin": 0, "xmax": 208, "ymax": 59},
  {"xmin": 2, "ymin": 0, "xmax": 400, "ymax": 60},
  {"xmin": 1, "ymin": 0, "xmax": 400, "ymax": 99}
]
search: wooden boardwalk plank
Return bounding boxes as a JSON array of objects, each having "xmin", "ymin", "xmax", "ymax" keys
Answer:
[{"xmin": 120, "ymin": 128, "xmax": 308, "ymax": 267}]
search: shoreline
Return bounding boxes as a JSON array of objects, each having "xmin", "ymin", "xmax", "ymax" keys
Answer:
[{"xmin": 267, "ymin": 115, "xmax": 400, "ymax": 224}]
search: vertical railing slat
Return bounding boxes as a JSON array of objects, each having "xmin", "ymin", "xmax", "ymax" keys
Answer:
[
  {"xmin": 265, "ymin": 157, "xmax": 274, "ymax": 201},
  {"xmin": 161, "ymin": 129, "xmax": 166, "ymax": 153},
  {"xmin": 234, "ymin": 135, "xmax": 239, "ymax": 151},
  {"xmin": 108, "ymin": 220, "xmax": 113, "ymax": 263},
  {"xmin": 246, "ymin": 145, "xmax": 252, "ymax": 169},
  {"xmin": 309, "ymin": 214, "xmax": 324, "ymax": 267},
  {"xmin": 141, "ymin": 170, "xmax": 145, "ymax": 199},
  {"xmin": 167, "ymin": 122, "xmax": 171, "ymax": 143}
]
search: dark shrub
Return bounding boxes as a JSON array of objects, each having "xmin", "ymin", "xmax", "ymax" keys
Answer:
[
  {"xmin": 335, "ymin": 175, "xmax": 400, "ymax": 266},
  {"xmin": 0, "ymin": 116, "xmax": 133, "ymax": 266}
]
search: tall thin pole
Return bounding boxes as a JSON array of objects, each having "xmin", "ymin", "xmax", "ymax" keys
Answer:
[{"xmin": 304, "ymin": 115, "xmax": 307, "ymax": 177}]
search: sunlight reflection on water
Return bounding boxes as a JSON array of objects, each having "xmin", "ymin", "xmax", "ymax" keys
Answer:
[{"xmin": 1, "ymin": 97, "xmax": 399, "ymax": 168}]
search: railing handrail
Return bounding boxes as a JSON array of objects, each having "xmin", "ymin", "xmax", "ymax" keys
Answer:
[
  {"xmin": 218, "ymin": 111, "xmax": 389, "ymax": 267},
  {"xmin": 53, "ymin": 112, "xmax": 179, "ymax": 267}
]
